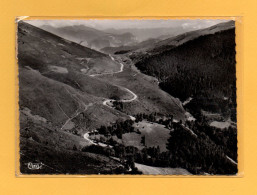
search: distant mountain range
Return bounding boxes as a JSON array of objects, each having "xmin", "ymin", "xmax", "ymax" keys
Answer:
[
  {"xmin": 103, "ymin": 27, "xmax": 186, "ymax": 41},
  {"xmin": 39, "ymin": 24, "xmax": 137, "ymax": 51},
  {"xmin": 103, "ymin": 20, "xmax": 235, "ymax": 56},
  {"xmin": 101, "ymin": 38, "xmax": 161, "ymax": 54},
  {"xmin": 143, "ymin": 20, "xmax": 235, "ymax": 55},
  {"xmin": 18, "ymin": 20, "xmax": 237, "ymax": 175},
  {"xmin": 36, "ymin": 22, "xmax": 218, "ymax": 52}
]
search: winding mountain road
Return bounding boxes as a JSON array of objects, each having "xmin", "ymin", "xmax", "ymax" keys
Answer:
[
  {"xmin": 86, "ymin": 55, "xmax": 238, "ymax": 171},
  {"xmin": 83, "ymin": 132, "xmax": 97, "ymax": 145},
  {"xmin": 81, "ymin": 55, "xmax": 138, "ymax": 144},
  {"xmin": 59, "ymin": 54, "xmax": 137, "ymax": 144},
  {"xmin": 89, "ymin": 55, "xmax": 138, "ymax": 107}
]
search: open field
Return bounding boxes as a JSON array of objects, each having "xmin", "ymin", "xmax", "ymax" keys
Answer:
[
  {"xmin": 135, "ymin": 163, "xmax": 191, "ymax": 175},
  {"xmin": 122, "ymin": 121, "xmax": 170, "ymax": 152}
]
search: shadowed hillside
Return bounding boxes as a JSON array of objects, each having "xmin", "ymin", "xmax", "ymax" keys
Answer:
[
  {"xmin": 132, "ymin": 21, "xmax": 236, "ymax": 121},
  {"xmin": 130, "ymin": 21, "xmax": 235, "ymax": 57},
  {"xmin": 120, "ymin": 21, "xmax": 238, "ymax": 175}
]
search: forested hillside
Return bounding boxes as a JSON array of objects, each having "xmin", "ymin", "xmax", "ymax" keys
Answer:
[{"xmin": 133, "ymin": 24, "xmax": 236, "ymax": 121}]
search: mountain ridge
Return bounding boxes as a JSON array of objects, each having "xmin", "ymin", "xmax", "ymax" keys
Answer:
[
  {"xmin": 38, "ymin": 24, "xmax": 137, "ymax": 51},
  {"xmin": 131, "ymin": 21, "xmax": 236, "ymax": 121}
]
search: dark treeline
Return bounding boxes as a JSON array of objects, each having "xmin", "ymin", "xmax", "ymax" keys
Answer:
[
  {"xmin": 114, "ymin": 50, "xmax": 131, "ymax": 54},
  {"xmin": 189, "ymin": 119, "xmax": 237, "ymax": 161},
  {"xmin": 97, "ymin": 112, "xmax": 173, "ymax": 138},
  {"xmin": 97, "ymin": 119, "xmax": 135, "ymax": 139},
  {"xmin": 91, "ymin": 113, "xmax": 237, "ymax": 175},
  {"xmin": 81, "ymin": 144, "xmax": 142, "ymax": 174},
  {"xmin": 166, "ymin": 122, "xmax": 237, "ymax": 175},
  {"xmin": 112, "ymin": 101, "xmax": 123, "ymax": 111},
  {"xmin": 133, "ymin": 29, "xmax": 236, "ymax": 121},
  {"xmin": 135, "ymin": 112, "xmax": 162, "ymax": 123}
]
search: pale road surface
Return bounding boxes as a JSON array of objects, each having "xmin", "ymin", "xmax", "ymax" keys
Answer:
[
  {"xmin": 180, "ymin": 123, "xmax": 237, "ymax": 165},
  {"xmin": 83, "ymin": 133, "xmax": 97, "ymax": 145},
  {"xmin": 86, "ymin": 55, "xmax": 238, "ymax": 171},
  {"xmin": 90, "ymin": 54, "xmax": 138, "ymax": 107},
  {"xmin": 83, "ymin": 55, "xmax": 138, "ymax": 143},
  {"xmin": 109, "ymin": 156, "xmax": 191, "ymax": 175},
  {"xmin": 226, "ymin": 155, "xmax": 238, "ymax": 165}
]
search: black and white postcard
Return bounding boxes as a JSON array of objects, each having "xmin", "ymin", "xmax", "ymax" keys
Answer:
[{"xmin": 17, "ymin": 19, "xmax": 237, "ymax": 175}]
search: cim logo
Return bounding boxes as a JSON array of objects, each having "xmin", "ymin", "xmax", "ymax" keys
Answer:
[{"xmin": 27, "ymin": 162, "xmax": 43, "ymax": 170}]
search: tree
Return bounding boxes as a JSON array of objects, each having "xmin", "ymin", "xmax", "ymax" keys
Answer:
[
  {"xmin": 141, "ymin": 136, "xmax": 146, "ymax": 146},
  {"xmin": 73, "ymin": 145, "xmax": 77, "ymax": 151}
]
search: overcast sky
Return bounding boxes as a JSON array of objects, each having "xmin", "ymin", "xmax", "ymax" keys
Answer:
[{"xmin": 27, "ymin": 19, "xmax": 230, "ymax": 30}]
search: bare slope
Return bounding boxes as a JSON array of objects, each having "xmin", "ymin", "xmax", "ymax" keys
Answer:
[
  {"xmin": 18, "ymin": 21, "xmax": 132, "ymax": 131},
  {"xmin": 18, "ymin": 22, "xmax": 134, "ymax": 174},
  {"xmin": 18, "ymin": 21, "xmax": 186, "ymax": 174},
  {"xmin": 135, "ymin": 163, "xmax": 191, "ymax": 175},
  {"xmin": 94, "ymin": 55, "xmax": 185, "ymax": 121},
  {"xmin": 18, "ymin": 21, "xmax": 120, "ymax": 75}
]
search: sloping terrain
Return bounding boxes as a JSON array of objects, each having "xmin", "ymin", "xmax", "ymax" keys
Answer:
[
  {"xmin": 130, "ymin": 20, "xmax": 235, "ymax": 57},
  {"xmin": 18, "ymin": 21, "xmax": 186, "ymax": 174},
  {"xmin": 18, "ymin": 21, "xmax": 133, "ymax": 130},
  {"xmin": 135, "ymin": 163, "xmax": 191, "ymax": 175},
  {"xmin": 149, "ymin": 20, "xmax": 235, "ymax": 55},
  {"xmin": 118, "ymin": 21, "xmax": 238, "ymax": 175},
  {"xmin": 18, "ymin": 22, "xmax": 136, "ymax": 174},
  {"xmin": 101, "ymin": 38, "xmax": 160, "ymax": 54},
  {"xmin": 17, "ymin": 20, "xmax": 237, "ymax": 175},
  {"xmin": 103, "ymin": 25, "xmax": 198, "ymax": 42},
  {"xmin": 18, "ymin": 21, "xmax": 185, "ymax": 132},
  {"xmin": 39, "ymin": 24, "xmax": 137, "ymax": 51},
  {"xmin": 94, "ymin": 55, "xmax": 185, "ymax": 120},
  {"xmin": 18, "ymin": 22, "xmax": 121, "ymax": 75},
  {"xmin": 131, "ymin": 21, "xmax": 236, "ymax": 121},
  {"xmin": 123, "ymin": 121, "xmax": 170, "ymax": 152}
]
